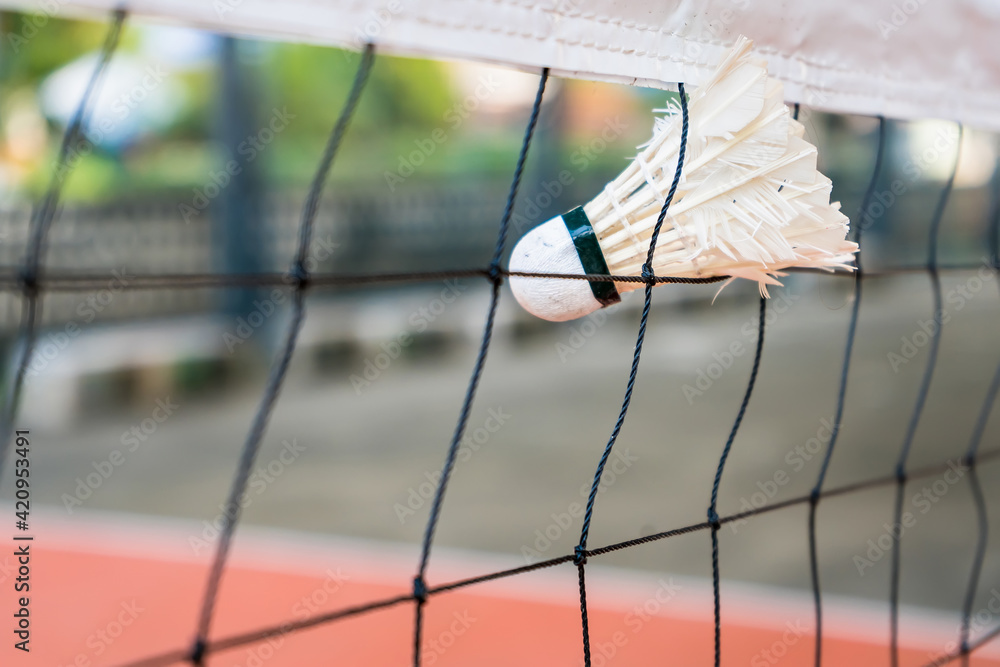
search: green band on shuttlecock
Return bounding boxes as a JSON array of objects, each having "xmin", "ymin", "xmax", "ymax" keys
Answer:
[{"xmin": 562, "ymin": 206, "xmax": 621, "ymax": 307}]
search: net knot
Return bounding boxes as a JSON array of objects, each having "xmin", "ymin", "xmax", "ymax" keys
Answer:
[
  {"xmin": 894, "ymin": 464, "xmax": 907, "ymax": 485},
  {"xmin": 487, "ymin": 263, "xmax": 503, "ymax": 285},
  {"xmin": 963, "ymin": 453, "xmax": 976, "ymax": 468},
  {"xmin": 412, "ymin": 576, "xmax": 428, "ymax": 604},
  {"xmin": 640, "ymin": 263, "xmax": 656, "ymax": 285},
  {"xmin": 189, "ymin": 637, "xmax": 207, "ymax": 665},
  {"xmin": 18, "ymin": 267, "xmax": 38, "ymax": 298},
  {"xmin": 573, "ymin": 545, "xmax": 588, "ymax": 566},
  {"xmin": 707, "ymin": 509, "xmax": 721, "ymax": 531},
  {"xmin": 809, "ymin": 488, "xmax": 820, "ymax": 505},
  {"xmin": 289, "ymin": 261, "xmax": 310, "ymax": 290}
]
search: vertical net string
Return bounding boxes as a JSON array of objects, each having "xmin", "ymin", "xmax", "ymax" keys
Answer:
[
  {"xmin": 702, "ymin": 102, "xmax": 803, "ymax": 667},
  {"xmin": 0, "ymin": 9, "xmax": 126, "ymax": 478},
  {"xmin": 889, "ymin": 122, "xmax": 962, "ymax": 667},
  {"xmin": 958, "ymin": 158, "xmax": 1000, "ymax": 665},
  {"xmin": 808, "ymin": 115, "xmax": 887, "ymax": 667},
  {"xmin": 574, "ymin": 82, "xmax": 689, "ymax": 667},
  {"xmin": 412, "ymin": 68, "xmax": 548, "ymax": 667},
  {"xmin": 708, "ymin": 294, "xmax": 766, "ymax": 667},
  {"xmin": 190, "ymin": 44, "xmax": 375, "ymax": 664}
]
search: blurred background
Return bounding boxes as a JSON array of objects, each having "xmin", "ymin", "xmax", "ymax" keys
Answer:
[{"xmin": 1, "ymin": 9, "xmax": 1000, "ymax": 664}]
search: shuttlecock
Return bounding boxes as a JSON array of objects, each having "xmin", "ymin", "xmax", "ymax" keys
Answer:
[{"xmin": 508, "ymin": 36, "xmax": 857, "ymax": 322}]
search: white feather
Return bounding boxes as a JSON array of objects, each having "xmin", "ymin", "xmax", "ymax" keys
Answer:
[
  {"xmin": 582, "ymin": 36, "xmax": 856, "ymax": 298},
  {"xmin": 508, "ymin": 36, "xmax": 857, "ymax": 321}
]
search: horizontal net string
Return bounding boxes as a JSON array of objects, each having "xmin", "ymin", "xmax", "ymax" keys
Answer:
[
  {"xmin": 120, "ymin": 594, "xmax": 415, "ymax": 667},
  {"xmin": 0, "ymin": 261, "xmax": 992, "ymax": 294},
  {"xmin": 114, "ymin": 445, "xmax": 1000, "ymax": 667},
  {"xmin": 927, "ymin": 620, "xmax": 1000, "ymax": 667}
]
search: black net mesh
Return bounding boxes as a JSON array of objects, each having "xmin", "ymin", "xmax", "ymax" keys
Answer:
[{"xmin": 1, "ymin": 10, "xmax": 999, "ymax": 667}]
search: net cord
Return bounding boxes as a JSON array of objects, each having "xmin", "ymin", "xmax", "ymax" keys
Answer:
[
  {"xmin": 0, "ymin": 8, "xmax": 126, "ymax": 484},
  {"xmin": 957, "ymin": 157, "xmax": 1000, "ymax": 664},
  {"xmin": 889, "ymin": 123, "xmax": 963, "ymax": 667},
  {"xmin": 573, "ymin": 81, "xmax": 689, "ymax": 667},
  {"xmin": 411, "ymin": 68, "xmax": 549, "ymax": 667},
  {"xmin": 702, "ymin": 101, "xmax": 807, "ymax": 667},
  {"xmin": 707, "ymin": 293, "xmax": 765, "ymax": 666},
  {"xmin": 808, "ymin": 115, "xmax": 887, "ymax": 666},
  {"xmin": 189, "ymin": 43, "xmax": 376, "ymax": 664}
]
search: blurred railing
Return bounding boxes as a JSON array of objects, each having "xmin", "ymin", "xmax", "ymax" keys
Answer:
[{"xmin": 0, "ymin": 181, "xmax": 521, "ymax": 330}]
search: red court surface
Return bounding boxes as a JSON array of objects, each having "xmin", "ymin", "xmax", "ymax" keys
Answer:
[{"xmin": 2, "ymin": 509, "xmax": 998, "ymax": 666}]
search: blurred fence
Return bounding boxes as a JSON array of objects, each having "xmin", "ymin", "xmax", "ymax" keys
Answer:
[{"xmin": 0, "ymin": 181, "xmax": 520, "ymax": 330}]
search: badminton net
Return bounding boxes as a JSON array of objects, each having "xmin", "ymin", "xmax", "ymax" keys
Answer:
[{"xmin": 0, "ymin": 9, "xmax": 999, "ymax": 667}]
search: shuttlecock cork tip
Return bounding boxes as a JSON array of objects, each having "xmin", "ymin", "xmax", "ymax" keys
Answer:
[{"xmin": 508, "ymin": 214, "xmax": 614, "ymax": 322}]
